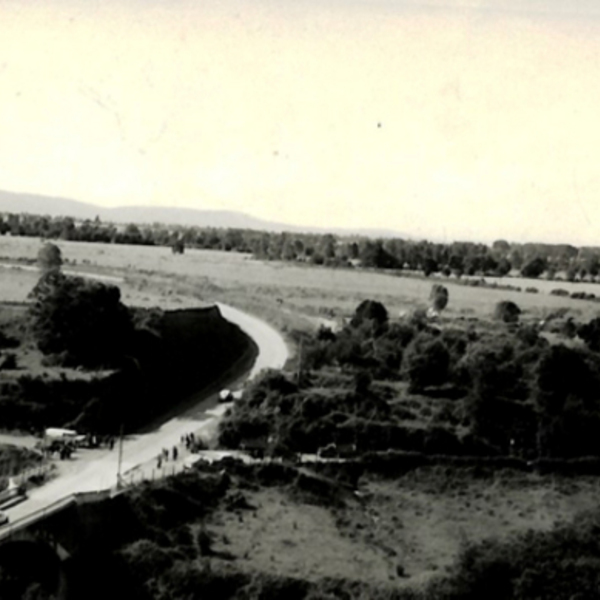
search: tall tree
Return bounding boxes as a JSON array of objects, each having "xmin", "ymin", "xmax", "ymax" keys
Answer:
[
  {"xmin": 28, "ymin": 272, "xmax": 133, "ymax": 368},
  {"xmin": 429, "ymin": 284, "xmax": 449, "ymax": 312},
  {"xmin": 37, "ymin": 243, "xmax": 62, "ymax": 274}
]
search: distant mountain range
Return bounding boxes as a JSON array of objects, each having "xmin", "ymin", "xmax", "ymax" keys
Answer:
[{"xmin": 0, "ymin": 189, "xmax": 405, "ymax": 239}]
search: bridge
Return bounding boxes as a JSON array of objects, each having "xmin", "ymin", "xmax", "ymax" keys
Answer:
[
  {"xmin": 0, "ymin": 488, "xmax": 122, "ymax": 599},
  {"xmin": 0, "ymin": 488, "xmax": 115, "ymax": 551}
]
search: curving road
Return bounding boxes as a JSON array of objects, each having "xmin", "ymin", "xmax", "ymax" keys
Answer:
[
  {"xmin": 4, "ymin": 303, "xmax": 289, "ymax": 524},
  {"xmin": 215, "ymin": 302, "xmax": 289, "ymax": 379}
]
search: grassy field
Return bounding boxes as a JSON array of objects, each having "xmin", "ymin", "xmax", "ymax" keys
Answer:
[
  {"xmin": 202, "ymin": 465, "xmax": 600, "ymax": 590},
  {"xmin": 1, "ymin": 236, "xmax": 598, "ymax": 330}
]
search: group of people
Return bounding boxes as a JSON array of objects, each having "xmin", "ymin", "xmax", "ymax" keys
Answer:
[
  {"xmin": 55, "ymin": 442, "xmax": 74, "ymax": 461},
  {"xmin": 181, "ymin": 432, "xmax": 197, "ymax": 450},
  {"xmin": 155, "ymin": 431, "xmax": 203, "ymax": 469},
  {"xmin": 156, "ymin": 445, "xmax": 179, "ymax": 469},
  {"xmin": 84, "ymin": 433, "xmax": 116, "ymax": 450}
]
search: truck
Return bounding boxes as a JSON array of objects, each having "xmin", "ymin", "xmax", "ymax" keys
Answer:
[{"xmin": 44, "ymin": 428, "xmax": 86, "ymax": 445}]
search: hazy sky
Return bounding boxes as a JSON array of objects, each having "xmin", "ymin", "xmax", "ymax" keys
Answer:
[{"xmin": 2, "ymin": 0, "xmax": 600, "ymax": 244}]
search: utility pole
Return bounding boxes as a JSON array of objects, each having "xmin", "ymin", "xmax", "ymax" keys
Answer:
[
  {"xmin": 296, "ymin": 337, "xmax": 303, "ymax": 385},
  {"xmin": 116, "ymin": 423, "xmax": 124, "ymax": 489},
  {"xmin": 116, "ymin": 355, "xmax": 139, "ymax": 490}
]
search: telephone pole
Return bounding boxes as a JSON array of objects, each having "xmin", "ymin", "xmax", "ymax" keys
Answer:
[
  {"xmin": 116, "ymin": 423, "xmax": 124, "ymax": 489},
  {"xmin": 296, "ymin": 337, "xmax": 303, "ymax": 385}
]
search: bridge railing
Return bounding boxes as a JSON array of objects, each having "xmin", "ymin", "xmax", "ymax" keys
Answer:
[
  {"xmin": 0, "ymin": 487, "xmax": 117, "ymax": 541},
  {"xmin": 119, "ymin": 460, "xmax": 190, "ymax": 489},
  {"xmin": 0, "ymin": 494, "xmax": 78, "ymax": 541},
  {"xmin": 0, "ymin": 459, "xmax": 191, "ymax": 540}
]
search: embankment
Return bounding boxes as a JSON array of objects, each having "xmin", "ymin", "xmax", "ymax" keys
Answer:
[
  {"xmin": 75, "ymin": 305, "xmax": 258, "ymax": 433},
  {"xmin": 0, "ymin": 305, "xmax": 257, "ymax": 435}
]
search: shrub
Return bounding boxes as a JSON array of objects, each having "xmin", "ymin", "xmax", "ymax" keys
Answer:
[
  {"xmin": 493, "ymin": 301, "xmax": 521, "ymax": 324},
  {"xmin": 535, "ymin": 345, "xmax": 600, "ymax": 457},
  {"xmin": 119, "ymin": 539, "xmax": 175, "ymax": 583},
  {"xmin": 37, "ymin": 242, "xmax": 62, "ymax": 273},
  {"xmin": 520, "ymin": 256, "xmax": 547, "ymax": 279},
  {"xmin": 27, "ymin": 271, "xmax": 133, "ymax": 368},
  {"xmin": 430, "ymin": 284, "xmax": 449, "ymax": 312},
  {"xmin": 577, "ymin": 318, "xmax": 600, "ymax": 351},
  {"xmin": 427, "ymin": 507, "xmax": 600, "ymax": 600},
  {"xmin": 351, "ymin": 299, "xmax": 389, "ymax": 330},
  {"xmin": 402, "ymin": 331, "xmax": 450, "ymax": 392},
  {"xmin": 406, "ymin": 308, "xmax": 429, "ymax": 330}
]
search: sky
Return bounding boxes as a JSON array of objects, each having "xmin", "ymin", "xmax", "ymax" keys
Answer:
[{"xmin": 2, "ymin": 0, "xmax": 600, "ymax": 244}]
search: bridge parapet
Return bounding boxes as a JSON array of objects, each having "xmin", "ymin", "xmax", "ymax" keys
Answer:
[{"xmin": 0, "ymin": 495, "xmax": 77, "ymax": 542}]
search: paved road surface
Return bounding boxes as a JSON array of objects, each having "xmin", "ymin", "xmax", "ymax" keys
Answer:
[{"xmin": 4, "ymin": 303, "xmax": 289, "ymax": 524}]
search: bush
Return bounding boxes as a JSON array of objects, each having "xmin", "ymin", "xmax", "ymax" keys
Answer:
[
  {"xmin": 577, "ymin": 318, "xmax": 600, "ymax": 352},
  {"xmin": 37, "ymin": 242, "xmax": 62, "ymax": 273},
  {"xmin": 493, "ymin": 301, "xmax": 521, "ymax": 324},
  {"xmin": 535, "ymin": 345, "xmax": 600, "ymax": 457},
  {"xmin": 430, "ymin": 284, "xmax": 449, "ymax": 312},
  {"xmin": 402, "ymin": 332, "xmax": 450, "ymax": 392},
  {"xmin": 120, "ymin": 539, "xmax": 175, "ymax": 583},
  {"xmin": 350, "ymin": 299, "xmax": 389, "ymax": 330},
  {"xmin": 521, "ymin": 257, "xmax": 547, "ymax": 279},
  {"xmin": 27, "ymin": 271, "xmax": 133, "ymax": 368},
  {"xmin": 427, "ymin": 507, "xmax": 600, "ymax": 600}
]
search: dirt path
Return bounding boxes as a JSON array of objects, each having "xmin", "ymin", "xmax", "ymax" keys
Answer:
[{"xmin": 4, "ymin": 303, "xmax": 289, "ymax": 524}]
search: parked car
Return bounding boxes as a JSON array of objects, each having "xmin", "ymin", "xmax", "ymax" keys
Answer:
[
  {"xmin": 218, "ymin": 389, "xmax": 233, "ymax": 403},
  {"xmin": 218, "ymin": 389, "xmax": 243, "ymax": 403}
]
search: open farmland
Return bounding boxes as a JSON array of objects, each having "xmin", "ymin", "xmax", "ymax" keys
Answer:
[{"xmin": 1, "ymin": 236, "xmax": 598, "ymax": 328}]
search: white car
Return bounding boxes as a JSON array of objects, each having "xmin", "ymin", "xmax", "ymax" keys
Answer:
[
  {"xmin": 218, "ymin": 389, "xmax": 233, "ymax": 403},
  {"xmin": 218, "ymin": 389, "xmax": 243, "ymax": 403}
]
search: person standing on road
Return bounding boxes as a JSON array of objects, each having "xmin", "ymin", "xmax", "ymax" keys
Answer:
[
  {"xmin": 157, "ymin": 455, "xmax": 162, "ymax": 469},
  {"xmin": 172, "ymin": 446, "xmax": 178, "ymax": 461}
]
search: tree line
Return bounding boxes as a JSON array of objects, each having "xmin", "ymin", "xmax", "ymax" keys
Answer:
[{"xmin": 2, "ymin": 211, "xmax": 600, "ymax": 281}]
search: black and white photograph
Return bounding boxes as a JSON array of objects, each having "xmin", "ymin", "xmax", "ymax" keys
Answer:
[{"xmin": 1, "ymin": 1, "xmax": 600, "ymax": 598}]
